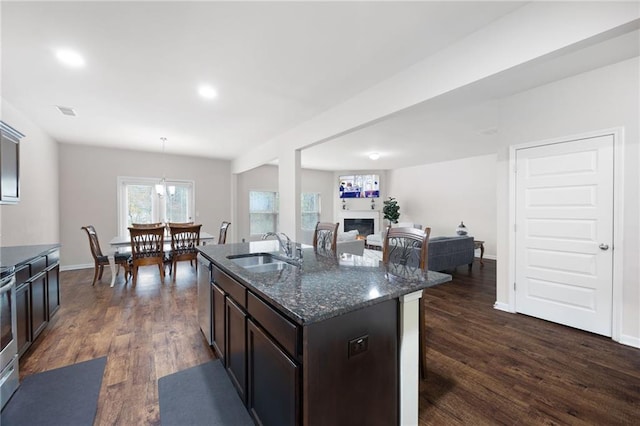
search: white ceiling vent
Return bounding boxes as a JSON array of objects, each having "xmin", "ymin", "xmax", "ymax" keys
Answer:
[{"xmin": 56, "ymin": 105, "xmax": 77, "ymax": 116}]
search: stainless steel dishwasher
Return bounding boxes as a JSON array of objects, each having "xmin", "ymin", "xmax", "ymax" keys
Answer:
[{"xmin": 196, "ymin": 253, "xmax": 212, "ymax": 345}]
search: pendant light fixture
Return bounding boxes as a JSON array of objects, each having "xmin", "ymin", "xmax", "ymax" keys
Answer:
[{"xmin": 156, "ymin": 137, "xmax": 167, "ymax": 196}]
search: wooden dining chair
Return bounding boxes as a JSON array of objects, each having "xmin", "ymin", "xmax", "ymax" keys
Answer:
[
  {"xmin": 313, "ymin": 222, "xmax": 339, "ymax": 254},
  {"xmin": 81, "ymin": 225, "xmax": 131, "ymax": 285},
  {"xmin": 382, "ymin": 225, "xmax": 431, "ymax": 380},
  {"xmin": 128, "ymin": 225, "xmax": 166, "ymax": 285},
  {"xmin": 218, "ymin": 221, "xmax": 231, "ymax": 244},
  {"xmin": 167, "ymin": 224, "xmax": 202, "ymax": 278}
]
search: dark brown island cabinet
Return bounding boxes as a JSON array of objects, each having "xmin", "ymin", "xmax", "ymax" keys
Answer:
[
  {"xmin": 7, "ymin": 246, "xmax": 61, "ymax": 357},
  {"xmin": 197, "ymin": 243, "xmax": 451, "ymax": 426}
]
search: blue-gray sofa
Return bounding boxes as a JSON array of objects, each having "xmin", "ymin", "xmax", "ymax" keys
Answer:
[
  {"xmin": 383, "ymin": 235, "xmax": 475, "ymax": 272},
  {"xmin": 427, "ymin": 236, "xmax": 475, "ymax": 272}
]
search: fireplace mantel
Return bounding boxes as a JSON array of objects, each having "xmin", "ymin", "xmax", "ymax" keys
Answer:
[{"xmin": 338, "ymin": 210, "xmax": 381, "ymax": 234}]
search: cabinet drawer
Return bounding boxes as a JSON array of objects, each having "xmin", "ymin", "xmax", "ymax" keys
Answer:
[
  {"xmin": 30, "ymin": 256, "xmax": 47, "ymax": 277},
  {"xmin": 213, "ymin": 267, "xmax": 246, "ymax": 308},
  {"xmin": 15, "ymin": 265, "xmax": 30, "ymax": 286},
  {"xmin": 47, "ymin": 250, "xmax": 60, "ymax": 266},
  {"xmin": 247, "ymin": 292, "xmax": 299, "ymax": 358}
]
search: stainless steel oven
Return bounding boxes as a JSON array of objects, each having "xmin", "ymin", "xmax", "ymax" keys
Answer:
[{"xmin": 0, "ymin": 265, "xmax": 19, "ymax": 410}]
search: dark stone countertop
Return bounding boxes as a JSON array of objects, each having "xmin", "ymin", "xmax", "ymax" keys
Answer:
[
  {"xmin": 198, "ymin": 240, "xmax": 452, "ymax": 326},
  {"xmin": 0, "ymin": 243, "xmax": 61, "ymax": 269}
]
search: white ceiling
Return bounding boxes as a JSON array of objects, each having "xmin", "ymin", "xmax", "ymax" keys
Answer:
[
  {"xmin": 303, "ymin": 27, "xmax": 640, "ymax": 170},
  {"xmin": 1, "ymin": 1, "xmax": 637, "ymax": 171}
]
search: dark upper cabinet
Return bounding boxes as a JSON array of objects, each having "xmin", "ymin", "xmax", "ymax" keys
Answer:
[{"xmin": 0, "ymin": 121, "xmax": 24, "ymax": 204}]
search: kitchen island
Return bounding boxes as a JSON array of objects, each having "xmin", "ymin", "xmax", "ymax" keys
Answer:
[{"xmin": 197, "ymin": 240, "xmax": 451, "ymax": 426}]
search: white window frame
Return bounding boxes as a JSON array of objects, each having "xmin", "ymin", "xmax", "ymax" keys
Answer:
[
  {"xmin": 301, "ymin": 192, "xmax": 322, "ymax": 231},
  {"xmin": 249, "ymin": 190, "xmax": 279, "ymax": 236},
  {"xmin": 117, "ymin": 176, "xmax": 195, "ymax": 236},
  {"xmin": 248, "ymin": 191, "xmax": 322, "ymax": 236}
]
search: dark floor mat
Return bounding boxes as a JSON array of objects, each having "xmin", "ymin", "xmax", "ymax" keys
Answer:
[
  {"xmin": 158, "ymin": 359, "xmax": 253, "ymax": 426},
  {"xmin": 1, "ymin": 356, "xmax": 107, "ymax": 426}
]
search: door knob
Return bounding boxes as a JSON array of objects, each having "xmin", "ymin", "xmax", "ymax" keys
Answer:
[{"xmin": 599, "ymin": 244, "xmax": 609, "ymax": 251}]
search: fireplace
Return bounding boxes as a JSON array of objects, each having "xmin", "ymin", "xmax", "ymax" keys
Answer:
[
  {"xmin": 338, "ymin": 210, "xmax": 380, "ymax": 235},
  {"xmin": 344, "ymin": 218, "xmax": 374, "ymax": 236}
]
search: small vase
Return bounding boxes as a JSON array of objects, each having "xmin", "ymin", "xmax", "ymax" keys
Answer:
[{"xmin": 456, "ymin": 221, "xmax": 468, "ymax": 236}]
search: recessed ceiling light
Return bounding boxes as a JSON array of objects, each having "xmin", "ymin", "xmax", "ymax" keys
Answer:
[
  {"xmin": 198, "ymin": 85, "xmax": 218, "ymax": 99},
  {"xmin": 369, "ymin": 152, "xmax": 381, "ymax": 160},
  {"xmin": 55, "ymin": 49, "xmax": 85, "ymax": 68}
]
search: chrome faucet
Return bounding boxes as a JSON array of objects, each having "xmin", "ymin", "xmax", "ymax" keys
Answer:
[{"xmin": 262, "ymin": 232, "xmax": 293, "ymax": 258}]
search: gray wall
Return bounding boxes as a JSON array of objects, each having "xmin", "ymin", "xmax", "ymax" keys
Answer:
[
  {"xmin": 236, "ymin": 165, "xmax": 335, "ymax": 243},
  {"xmin": 495, "ymin": 57, "xmax": 639, "ymax": 343},
  {"xmin": 387, "ymin": 154, "xmax": 497, "ymax": 257},
  {"xmin": 376, "ymin": 57, "xmax": 639, "ymax": 345},
  {"xmin": 0, "ymin": 99, "xmax": 59, "ymax": 246},
  {"xmin": 59, "ymin": 143, "xmax": 231, "ymax": 267}
]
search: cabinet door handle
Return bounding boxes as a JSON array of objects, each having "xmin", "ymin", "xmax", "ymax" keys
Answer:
[
  {"xmin": 0, "ymin": 277, "xmax": 15, "ymax": 295},
  {"xmin": 599, "ymin": 244, "xmax": 609, "ymax": 251}
]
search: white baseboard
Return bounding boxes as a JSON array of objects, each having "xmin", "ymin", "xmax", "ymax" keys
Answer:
[
  {"xmin": 493, "ymin": 302, "xmax": 514, "ymax": 313},
  {"xmin": 60, "ymin": 263, "xmax": 93, "ymax": 272},
  {"xmin": 490, "ymin": 304, "xmax": 640, "ymax": 348},
  {"xmin": 619, "ymin": 334, "xmax": 640, "ymax": 349},
  {"xmin": 474, "ymin": 254, "xmax": 496, "ymax": 260}
]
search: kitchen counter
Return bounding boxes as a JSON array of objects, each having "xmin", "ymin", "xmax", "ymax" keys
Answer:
[
  {"xmin": 0, "ymin": 244, "xmax": 61, "ymax": 268},
  {"xmin": 0, "ymin": 243, "xmax": 62, "ymax": 361},
  {"xmin": 197, "ymin": 240, "xmax": 452, "ymax": 425},
  {"xmin": 197, "ymin": 240, "xmax": 451, "ymax": 325}
]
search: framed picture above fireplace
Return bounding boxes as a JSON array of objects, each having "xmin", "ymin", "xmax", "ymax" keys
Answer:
[{"xmin": 339, "ymin": 174, "xmax": 379, "ymax": 198}]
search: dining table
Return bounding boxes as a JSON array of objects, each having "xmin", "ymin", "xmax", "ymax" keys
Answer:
[{"xmin": 103, "ymin": 231, "xmax": 216, "ymax": 287}]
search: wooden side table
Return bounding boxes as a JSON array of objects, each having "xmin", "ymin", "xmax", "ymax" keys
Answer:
[{"xmin": 474, "ymin": 240, "xmax": 485, "ymax": 267}]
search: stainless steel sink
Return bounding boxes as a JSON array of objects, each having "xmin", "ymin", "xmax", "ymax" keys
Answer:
[{"xmin": 228, "ymin": 253, "xmax": 297, "ymax": 273}]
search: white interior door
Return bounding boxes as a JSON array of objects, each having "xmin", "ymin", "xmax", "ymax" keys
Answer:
[{"xmin": 515, "ymin": 135, "xmax": 614, "ymax": 336}]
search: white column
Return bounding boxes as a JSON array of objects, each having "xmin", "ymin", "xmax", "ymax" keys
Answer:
[
  {"xmin": 399, "ymin": 290, "xmax": 423, "ymax": 425},
  {"xmin": 230, "ymin": 172, "xmax": 238, "ymax": 243},
  {"xmin": 278, "ymin": 148, "xmax": 301, "ymax": 241}
]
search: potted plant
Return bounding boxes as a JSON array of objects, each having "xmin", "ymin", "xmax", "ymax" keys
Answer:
[{"xmin": 383, "ymin": 197, "xmax": 400, "ymax": 226}]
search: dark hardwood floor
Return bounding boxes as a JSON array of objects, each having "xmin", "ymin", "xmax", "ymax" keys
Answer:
[
  {"xmin": 19, "ymin": 260, "xmax": 640, "ymax": 425},
  {"xmin": 19, "ymin": 265, "xmax": 215, "ymax": 425},
  {"xmin": 421, "ymin": 260, "xmax": 640, "ymax": 425}
]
